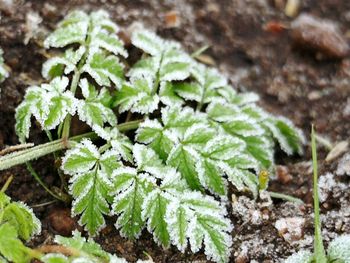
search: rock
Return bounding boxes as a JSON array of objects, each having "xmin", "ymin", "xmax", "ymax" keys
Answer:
[
  {"xmin": 164, "ymin": 10, "xmax": 181, "ymax": 28},
  {"xmin": 291, "ymin": 14, "xmax": 349, "ymax": 59},
  {"xmin": 276, "ymin": 165, "xmax": 292, "ymax": 184},
  {"xmin": 326, "ymin": 140, "xmax": 348, "ymax": 162},
  {"xmin": 336, "ymin": 153, "xmax": 350, "ymax": 176},
  {"xmin": 48, "ymin": 208, "xmax": 77, "ymax": 236},
  {"xmin": 275, "ymin": 217, "xmax": 305, "ymax": 243}
]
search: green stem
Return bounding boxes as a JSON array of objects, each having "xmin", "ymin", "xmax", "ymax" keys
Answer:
[
  {"xmin": 26, "ymin": 162, "xmax": 67, "ymax": 202},
  {"xmin": 191, "ymin": 45, "xmax": 210, "ymax": 58},
  {"xmin": 0, "ymin": 175, "xmax": 13, "ymax": 193},
  {"xmin": 0, "ymin": 120, "xmax": 142, "ymax": 171},
  {"xmin": 61, "ymin": 70, "xmax": 81, "ymax": 139},
  {"xmin": 268, "ymin": 191, "xmax": 304, "ymax": 204},
  {"xmin": 311, "ymin": 125, "xmax": 327, "ymax": 263}
]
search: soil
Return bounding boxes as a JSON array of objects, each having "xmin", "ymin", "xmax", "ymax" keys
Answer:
[{"xmin": 1, "ymin": 0, "xmax": 350, "ymax": 262}]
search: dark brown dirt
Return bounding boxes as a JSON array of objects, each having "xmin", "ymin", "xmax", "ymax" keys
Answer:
[{"xmin": 1, "ymin": 0, "xmax": 350, "ymax": 262}]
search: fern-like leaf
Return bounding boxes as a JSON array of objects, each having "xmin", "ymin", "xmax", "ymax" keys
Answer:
[
  {"xmin": 77, "ymin": 79, "xmax": 116, "ymax": 140},
  {"xmin": 114, "ymin": 77, "xmax": 159, "ymax": 114},
  {"xmin": 62, "ymin": 139, "xmax": 121, "ymax": 235},
  {"xmin": 15, "ymin": 77, "xmax": 77, "ymax": 142}
]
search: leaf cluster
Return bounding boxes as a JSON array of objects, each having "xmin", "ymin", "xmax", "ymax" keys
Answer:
[{"xmin": 12, "ymin": 10, "xmax": 306, "ymax": 263}]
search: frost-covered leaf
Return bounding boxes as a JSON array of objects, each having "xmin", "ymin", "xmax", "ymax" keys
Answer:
[
  {"xmin": 217, "ymin": 85, "xmax": 259, "ymax": 106},
  {"xmin": 136, "ymin": 119, "xmax": 175, "ymax": 161},
  {"xmin": 264, "ymin": 117, "xmax": 305, "ymax": 156},
  {"xmin": 112, "ymin": 167, "xmax": 154, "ymax": 238},
  {"xmin": 90, "ymin": 24, "xmax": 127, "ymax": 58},
  {"xmin": 82, "ymin": 49, "xmax": 124, "ymax": 88},
  {"xmin": 15, "ymin": 77, "xmax": 77, "ymax": 142},
  {"xmin": 159, "ymin": 81, "xmax": 184, "ymax": 106},
  {"xmin": 130, "ymin": 30, "xmax": 191, "ymax": 89},
  {"xmin": 172, "ymin": 63, "xmax": 227, "ymax": 106},
  {"xmin": 327, "ymin": 235, "xmax": 350, "ymax": 262},
  {"xmin": 167, "ymin": 144, "xmax": 202, "ymax": 190},
  {"xmin": 244, "ymin": 136, "xmax": 274, "ymax": 169},
  {"xmin": 0, "ymin": 48, "xmax": 9, "ymax": 84},
  {"xmin": 109, "ymin": 128, "xmax": 134, "ymax": 163},
  {"xmin": 114, "ymin": 78, "xmax": 159, "ymax": 114},
  {"xmin": 166, "ymin": 192, "xmax": 233, "ymax": 263},
  {"xmin": 42, "ymin": 46, "xmax": 86, "ymax": 79},
  {"xmin": 44, "ymin": 11, "xmax": 89, "ymax": 48},
  {"xmin": 131, "ymin": 30, "xmax": 163, "ymax": 56},
  {"xmin": 77, "ymin": 79, "xmax": 116, "ymax": 140},
  {"xmin": 196, "ymin": 136, "xmax": 246, "ymax": 196},
  {"xmin": 62, "ymin": 139, "xmax": 121, "ymax": 235},
  {"xmin": 284, "ymin": 250, "xmax": 313, "ymax": 263}
]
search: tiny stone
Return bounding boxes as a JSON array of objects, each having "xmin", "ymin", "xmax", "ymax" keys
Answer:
[
  {"xmin": 291, "ymin": 14, "xmax": 349, "ymax": 59},
  {"xmin": 276, "ymin": 165, "xmax": 292, "ymax": 184},
  {"xmin": 336, "ymin": 153, "xmax": 350, "ymax": 176},
  {"xmin": 307, "ymin": 90, "xmax": 322, "ymax": 101},
  {"xmin": 164, "ymin": 10, "xmax": 181, "ymax": 28},
  {"xmin": 275, "ymin": 217, "xmax": 305, "ymax": 243},
  {"xmin": 48, "ymin": 208, "xmax": 77, "ymax": 236}
]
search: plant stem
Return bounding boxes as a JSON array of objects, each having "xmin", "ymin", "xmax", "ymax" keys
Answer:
[
  {"xmin": 311, "ymin": 125, "xmax": 327, "ymax": 263},
  {"xmin": 26, "ymin": 162, "xmax": 67, "ymax": 202},
  {"xmin": 191, "ymin": 45, "xmax": 210, "ymax": 58},
  {"xmin": 0, "ymin": 120, "xmax": 142, "ymax": 171},
  {"xmin": 268, "ymin": 191, "xmax": 304, "ymax": 204},
  {"xmin": 61, "ymin": 70, "xmax": 81, "ymax": 139},
  {"xmin": 0, "ymin": 175, "xmax": 13, "ymax": 193}
]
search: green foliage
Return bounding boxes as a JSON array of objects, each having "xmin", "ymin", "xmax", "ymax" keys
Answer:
[
  {"xmin": 0, "ymin": 190, "xmax": 41, "ymax": 263},
  {"xmin": 10, "ymin": 9, "xmax": 306, "ymax": 263}
]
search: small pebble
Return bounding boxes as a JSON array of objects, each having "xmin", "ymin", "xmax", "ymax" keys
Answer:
[
  {"xmin": 48, "ymin": 208, "xmax": 77, "ymax": 236},
  {"xmin": 291, "ymin": 14, "xmax": 349, "ymax": 59},
  {"xmin": 164, "ymin": 11, "xmax": 180, "ymax": 28},
  {"xmin": 275, "ymin": 217, "xmax": 305, "ymax": 243},
  {"xmin": 276, "ymin": 165, "xmax": 292, "ymax": 184}
]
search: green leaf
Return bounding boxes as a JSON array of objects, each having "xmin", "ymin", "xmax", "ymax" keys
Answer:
[
  {"xmin": 114, "ymin": 78, "xmax": 159, "ymax": 114},
  {"xmin": 167, "ymin": 144, "xmax": 202, "ymax": 190},
  {"xmin": 131, "ymin": 30, "xmax": 163, "ymax": 56},
  {"xmin": 82, "ymin": 49, "xmax": 124, "ymax": 88},
  {"xmin": 217, "ymin": 85, "xmax": 259, "ymax": 105},
  {"xmin": 0, "ymin": 223, "xmax": 32, "ymax": 263},
  {"xmin": 77, "ymin": 79, "xmax": 116, "ymax": 140},
  {"xmin": 181, "ymin": 63, "xmax": 227, "ymax": 105},
  {"xmin": 2, "ymin": 202, "xmax": 41, "ymax": 241},
  {"xmin": 112, "ymin": 167, "xmax": 154, "ymax": 238},
  {"xmin": 42, "ymin": 46, "xmax": 86, "ymax": 79},
  {"xmin": 265, "ymin": 117, "xmax": 305, "ymax": 155},
  {"xmin": 159, "ymin": 81, "xmax": 184, "ymax": 106},
  {"xmin": 90, "ymin": 27, "xmax": 127, "ymax": 58},
  {"xmin": 142, "ymin": 190, "xmax": 170, "ymax": 247},
  {"xmin": 15, "ymin": 77, "xmax": 77, "ymax": 141},
  {"xmin": 62, "ymin": 140, "xmax": 120, "ymax": 235},
  {"xmin": 136, "ymin": 119, "xmax": 175, "ymax": 161},
  {"xmin": 44, "ymin": 11, "xmax": 89, "ymax": 48},
  {"xmin": 109, "ymin": 128, "xmax": 134, "ymax": 163},
  {"xmin": 244, "ymin": 136, "xmax": 273, "ymax": 169},
  {"xmin": 166, "ymin": 192, "xmax": 232, "ymax": 263}
]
